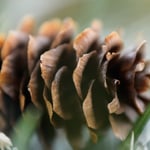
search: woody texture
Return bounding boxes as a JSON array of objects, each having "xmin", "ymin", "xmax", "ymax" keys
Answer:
[{"xmin": 0, "ymin": 16, "xmax": 150, "ymax": 149}]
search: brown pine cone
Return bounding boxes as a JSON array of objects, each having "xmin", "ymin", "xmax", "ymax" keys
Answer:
[{"xmin": 0, "ymin": 16, "xmax": 150, "ymax": 148}]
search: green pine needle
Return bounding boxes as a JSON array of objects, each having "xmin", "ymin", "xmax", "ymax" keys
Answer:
[
  {"xmin": 11, "ymin": 106, "xmax": 42, "ymax": 150},
  {"xmin": 120, "ymin": 104, "xmax": 150, "ymax": 150}
]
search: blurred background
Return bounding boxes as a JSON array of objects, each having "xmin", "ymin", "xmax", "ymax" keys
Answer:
[
  {"xmin": 1, "ymin": 0, "xmax": 150, "ymax": 42},
  {"xmin": 1, "ymin": 0, "xmax": 150, "ymax": 51},
  {"xmin": 1, "ymin": 0, "xmax": 150, "ymax": 149}
]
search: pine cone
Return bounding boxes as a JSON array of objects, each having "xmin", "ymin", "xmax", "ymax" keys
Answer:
[{"xmin": 0, "ymin": 16, "xmax": 150, "ymax": 148}]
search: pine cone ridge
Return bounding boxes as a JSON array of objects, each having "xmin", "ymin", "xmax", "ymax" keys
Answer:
[{"xmin": 0, "ymin": 16, "xmax": 150, "ymax": 147}]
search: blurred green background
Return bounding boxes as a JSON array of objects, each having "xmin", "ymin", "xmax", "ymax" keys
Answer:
[
  {"xmin": 1, "ymin": 0, "xmax": 150, "ymax": 47},
  {"xmin": 1, "ymin": 0, "xmax": 150, "ymax": 149},
  {"xmin": 1, "ymin": 0, "xmax": 150, "ymax": 37},
  {"xmin": 1, "ymin": 0, "xmax": 150, "ymax": 55}
]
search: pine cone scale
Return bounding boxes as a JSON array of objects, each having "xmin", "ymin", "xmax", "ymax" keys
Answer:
[{"xmin": 0, "ymin": 17, "xmax": 150, "ymax": 148}]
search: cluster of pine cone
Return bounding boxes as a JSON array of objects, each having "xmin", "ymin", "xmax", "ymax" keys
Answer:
[{"xmin": 0, "ymin": 16, "xmax": 150, "ymax": 149}]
